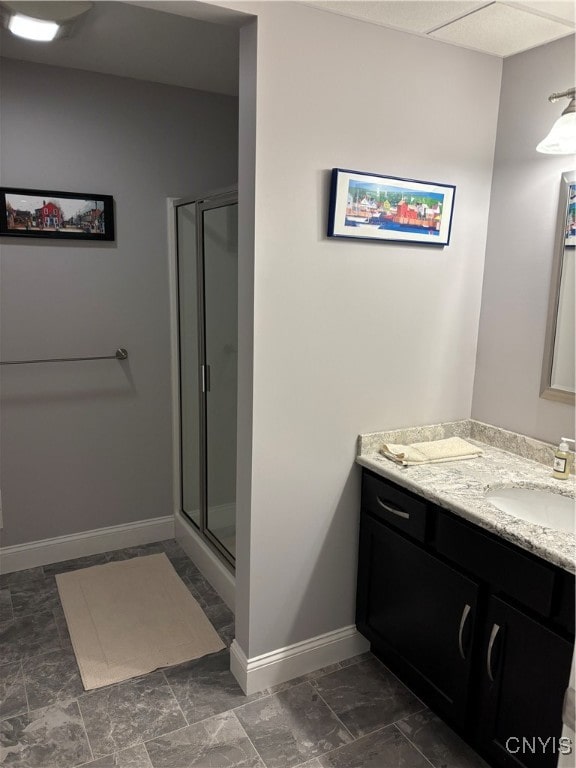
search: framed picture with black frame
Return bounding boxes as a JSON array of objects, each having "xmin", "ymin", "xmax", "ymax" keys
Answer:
[
  {"xmin": 328, "ymin": 168, "xmax": 455, "ymax": 246},
  {"xmin": 0, "ymin": 187, "xmax": 115, "ymax": 241}
]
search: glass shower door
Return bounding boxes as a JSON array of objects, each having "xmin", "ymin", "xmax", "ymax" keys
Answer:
[
  {"xmin": 201, "ymin": 201, "xmax": 238, "ymax": 559},
  {"xmin": 176, "ymin": 189, "xmax": 237, "ymax": 568},
  {"xmin": 177, "ymin": 201, "xmax": 201, "ymax": 529}
]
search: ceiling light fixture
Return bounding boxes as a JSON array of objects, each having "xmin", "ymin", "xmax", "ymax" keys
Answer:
[
  {"xmin": 0, "ymin": 1, "xmax": 92, "ymax": 42},
  {"xmin": 8, "ymin": 13, "xmax": 58, "ymax": 41},
  {"xmin": 536, "ymin": 88, "xmax": 576, "ymax": 155}
]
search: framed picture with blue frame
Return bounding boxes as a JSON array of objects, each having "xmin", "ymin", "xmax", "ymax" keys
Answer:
[{"xmin": 327, "ymin": 168, "xmax": 456, "ymax": 246}]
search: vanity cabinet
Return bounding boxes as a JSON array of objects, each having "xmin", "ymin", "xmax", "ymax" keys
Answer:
[
  {"xmin": 357, "ymin": 514, "xmax": 478, "ymax": 728},
  {"xmin": 478, "ymin": 595, "xmax": 573, "ymax": 768},
  {"xmin": 357, "ymin": 468, "xmax": 575, "ymax": 768}
]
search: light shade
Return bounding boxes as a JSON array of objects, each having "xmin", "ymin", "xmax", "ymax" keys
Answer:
[
  {"xmin": 536, "ymin": 89, "xmax": 576, "ymax": 156},
  {"xmin": 8, "ymin": 12, "xmax": 58, "ymax": 40},
  {"xmin": 0, "ymin": 1, "xmax": 92, "ymax": 41},
  {"xmin": 536, "ymin": 112, "xmax": 576, "ymax": 155}
]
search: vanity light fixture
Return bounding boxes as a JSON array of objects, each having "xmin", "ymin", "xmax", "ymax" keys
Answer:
[
  {"xmin": 536, "ymin": 88, "xmax": 576, "ymax": 155},
  {"xmin": 0, "ymin": 1, "xmax": 92, "ymax": 41}
]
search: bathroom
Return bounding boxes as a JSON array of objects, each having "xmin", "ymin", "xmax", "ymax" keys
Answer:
[{"xmin": 0, "ymin": 1, "xmax": 574, "ymax": 766}]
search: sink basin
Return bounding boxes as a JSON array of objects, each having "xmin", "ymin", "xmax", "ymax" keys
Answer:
[{"xmin": 485, "ymin": 487, "xmax": 575, "ymax": 533}]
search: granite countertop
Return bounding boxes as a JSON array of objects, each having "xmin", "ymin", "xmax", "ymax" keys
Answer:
[{"xmin": 357, "ymin": 420, "xmax": 576, "ymax": 574}]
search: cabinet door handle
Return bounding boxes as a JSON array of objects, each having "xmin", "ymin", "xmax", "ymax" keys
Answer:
[
  {"xmin": 458, "ymin": 603, "xmax": 471, "ymax": 660},
  {"xmin": 376, "ymin": 496, "xmax": 410, "ymax": 519},
  {"xmin": 487, "ymin": 623, "xmax": 501, "ymax": 682}
]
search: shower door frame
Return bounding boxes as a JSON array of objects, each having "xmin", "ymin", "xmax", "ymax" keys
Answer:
[{"xmin": 174, "ymin": 186, "xmax": 238, "ymax": 572}]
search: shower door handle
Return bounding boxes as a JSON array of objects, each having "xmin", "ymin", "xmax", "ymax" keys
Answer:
[{"xmin": 201, "ymin": 365, "xmax": 211, "ymax": 392}]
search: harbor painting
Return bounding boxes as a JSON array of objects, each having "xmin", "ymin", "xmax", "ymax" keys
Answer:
[
  {"xmin": 328, "ymin": 169, "xmax": 455, "ymax": 245},
  {"xmin": 0, "ymin": 187, "xmax": 115, "ymax": 241}
]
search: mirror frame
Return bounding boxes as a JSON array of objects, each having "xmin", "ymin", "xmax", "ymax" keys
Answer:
[{"xmin": 540, "ymin": 169, "xmax": 575, "ymax": 405}]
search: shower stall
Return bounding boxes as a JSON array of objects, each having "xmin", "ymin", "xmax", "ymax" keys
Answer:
[{"xmin": 175, "ymin": 188, "xmax": 238, "ymax": 569}]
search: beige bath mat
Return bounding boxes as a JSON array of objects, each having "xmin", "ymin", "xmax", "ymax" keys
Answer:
[{"xmin": 56, "ymin": 553, "xmax": 225, "ymax": 690}]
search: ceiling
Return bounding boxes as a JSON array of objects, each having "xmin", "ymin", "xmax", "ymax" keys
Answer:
[
  {"xmin": 0, "ymin": 1, "xmax": 574, "ymax": 96},
  {"xmin": 306, "ymin": 0, "xmax": 575, "ymax": 57},
  {"xmin": 0, "ymin": 1, "xmax": 240, "ymax": 95}
]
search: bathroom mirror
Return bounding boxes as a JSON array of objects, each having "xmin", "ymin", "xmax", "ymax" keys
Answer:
[{"xmin": 541, "ymin": 170, "xmax": 575, "ymax": 404}]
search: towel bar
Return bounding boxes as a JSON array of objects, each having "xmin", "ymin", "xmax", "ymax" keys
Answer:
[{"xmin": 0, "ymin": 348, "xmax": 128, "ymax": 365}]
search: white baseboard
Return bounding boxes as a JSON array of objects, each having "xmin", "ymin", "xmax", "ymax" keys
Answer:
[
  {"xmin": 0, "ymin": 515, "xmax": 174, "ymax": 574},
  {"xmin": 230, "ymin": 624, "xmax": 370, "ymax": 695},
  {"xmin": 175, "ymin": 511, "xmax": 235, "ymax": 612}
]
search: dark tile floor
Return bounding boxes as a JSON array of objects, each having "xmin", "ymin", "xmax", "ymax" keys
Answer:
[{"xmin": 0, "ymin": 540, "xmax": 489, "ymax": 768}]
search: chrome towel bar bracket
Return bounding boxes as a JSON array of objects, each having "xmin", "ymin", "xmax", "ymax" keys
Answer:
[{"xmin": 0, "ymin": 348, "xmax": 128, "ymax": 365}]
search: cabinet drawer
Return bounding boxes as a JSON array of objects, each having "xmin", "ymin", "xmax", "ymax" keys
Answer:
[
  {"xmin": 435, "ymin": 512, "xmax": 556, "ymax": 617},
  {"xmin": 361, "ymin": 471, "xmax": 428, "ymax": 542}
]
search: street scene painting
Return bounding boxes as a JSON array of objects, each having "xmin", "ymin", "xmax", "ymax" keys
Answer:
[
  {"xmin": 0, "ymin": 187, "xmax": 114, "ymax": 240},
  {"xmin": 328, "ymin": 169, "xmax": 455, "ymax": 245}
]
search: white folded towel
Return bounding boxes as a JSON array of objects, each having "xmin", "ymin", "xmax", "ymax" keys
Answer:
[{"xmin": 379, "ymin": 436, "xmax": 483, "ymax": 466}]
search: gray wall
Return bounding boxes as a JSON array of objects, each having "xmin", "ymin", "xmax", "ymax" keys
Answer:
[
  {"xmin": 0, "ymin": 59, "xmax": 238, "ymax": 546},
  {"xmin": 234, "ymin": 3, "xmax": 502, "ymax": 658},
  {"xmin": 472, "ymin": 35, "xmax": 575, "ymax": 443}
]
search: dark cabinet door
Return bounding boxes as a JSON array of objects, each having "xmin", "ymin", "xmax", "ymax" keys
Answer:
[
  {"xmin": 477, "ymin": 595, "xmax": 573, "ymax": 768},
  {"xmin": 356, "ymin": 514, "xmax": 479, "ymax": 727}
]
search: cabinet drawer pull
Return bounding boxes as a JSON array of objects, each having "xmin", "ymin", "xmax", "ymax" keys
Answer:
[
  {"xmin": 458, "ymin": 603, "xmax": 471, "ymax": 660},
  {"xmin": 376, "ymin": 496, "xmax": 410, "ymax": 519},
  {"xmin": 487, "ymin": 623, "xmax": 501, "ymax": 682}
]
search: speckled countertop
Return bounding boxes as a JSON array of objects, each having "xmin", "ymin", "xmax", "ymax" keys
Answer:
[{"xmin": 357, "ymin": 420, "xmax": 576, "ymax": 574}]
